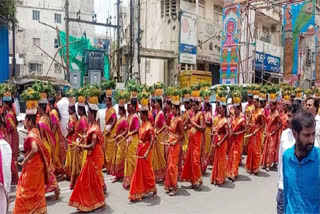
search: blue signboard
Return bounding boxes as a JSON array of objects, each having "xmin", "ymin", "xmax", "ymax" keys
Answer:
[
  {"xmin": 0, "ymin": 25, "xmax": 9, "ymax": 83},
  {"xmin": 255, "ymin": 51, "xmax": 280, "ymax": 73}
]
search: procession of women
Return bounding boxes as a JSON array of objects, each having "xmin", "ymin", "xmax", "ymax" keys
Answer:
[{"xmin": 0, "ymin": 80, "xmax": 314, "ymax": 213}]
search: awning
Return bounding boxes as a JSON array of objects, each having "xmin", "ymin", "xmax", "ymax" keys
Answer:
[{"xmin": 13, "ymin": 75, "xmax": 70, "ymax": 87}]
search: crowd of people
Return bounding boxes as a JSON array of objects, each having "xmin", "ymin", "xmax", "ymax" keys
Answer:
[{"xmin": 0, "ymin": 81, "xmax": 319, "ymax": 214}]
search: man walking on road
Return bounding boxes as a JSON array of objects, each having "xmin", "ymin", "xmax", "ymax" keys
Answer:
[{"xmin": 283, "ymin": 111, "xmax": 320, "ymax": 214}]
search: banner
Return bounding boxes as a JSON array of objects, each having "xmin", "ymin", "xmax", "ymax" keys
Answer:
[
  {"xmin": 179, "ymin": 13, "xmax": 197, "ymax": 64},
  {"xmin": 283, "ymin": 1, "xmax": 315, "ymax": 85},
  {"xmin": 255, "ymin": 52, "xmax": 281, "ymax": 73},
  {"xmin": 220, "ymin": 3, "xmax": 240, "ymax": 84}
]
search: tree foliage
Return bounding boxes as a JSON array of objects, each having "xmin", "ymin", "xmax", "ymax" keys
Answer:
[{"xmin": 0, "ymin": 0, "xmax": 16, "ymax": 24}]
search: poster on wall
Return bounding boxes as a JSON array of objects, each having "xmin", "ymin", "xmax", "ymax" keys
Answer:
[
  {"xmin": 179, "ymin": 12, "xmax": 197, "ymax": 64},
  {"xmin": 283, "ymin": 1, "xmax": 315, "ymax": 86},
  {"xmin": 219, "ymin": 3, "xmax": 240, "ymax": 84}
]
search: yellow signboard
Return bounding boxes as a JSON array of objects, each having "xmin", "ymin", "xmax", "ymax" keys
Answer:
[{"xmin": 179, "ymin": 70, "xmax": 212, "ymax": 88}]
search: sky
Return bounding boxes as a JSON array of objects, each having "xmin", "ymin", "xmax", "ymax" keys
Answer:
[{"xmin": 95, "ymin": 0, "xmax": 129, "ymax": 36}]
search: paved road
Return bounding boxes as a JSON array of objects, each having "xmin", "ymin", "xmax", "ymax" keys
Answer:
[{"xmin": 8, "ymin": 161, "xmax": 278, "ymax": 214}]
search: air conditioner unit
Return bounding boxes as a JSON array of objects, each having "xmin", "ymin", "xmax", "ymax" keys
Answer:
[{"xmin": 17, "ymin": 0, "xmax": 23, "ymax": 5}]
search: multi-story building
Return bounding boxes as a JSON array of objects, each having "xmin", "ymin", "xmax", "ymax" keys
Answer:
[
  {"xmin": 9, "ymin": 0, "xmax": 94, "ymax": 80},
  {"xmin": 121, "ymin": 0, "xmax": 284, "ymax": 86},
  {"xmin": 121, "ymin": 0, "xmax": 224, "ymax": 85}
]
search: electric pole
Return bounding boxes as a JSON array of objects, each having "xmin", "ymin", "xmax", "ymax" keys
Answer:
[
  {"xmin": 117, "ymin": 0, "xmax": 121, "ymax": 82},
  {"xmin": 129, "ymin": 0, "xmax": 134, "ymax": 78},
  {"xmin": 65, "ymin": 0, "xmax": 70, "ymax": 80},
  {"xmin": 12, "ymin": 11, "xmax": 16, "ymax": 78}
]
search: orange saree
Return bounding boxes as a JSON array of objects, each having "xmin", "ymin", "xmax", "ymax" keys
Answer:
[
  {"xmin": 261, "ymin": 110, "xmax": 282, "ymax": 168},
  {"xmin": 180, "ymin": 111, "xmax": 204, "ymax": 186},
  {"xmin": 129, "ymin": 121, "xmax": 156, "ymax": 201},
  {"xmin": 13, "ymin": 128, "xmax": 50, "ymax": 214},
  {"xmin": 69, "ymin": 124, "xmax": 105, "ymax": 212},
  {"xmin": 104, "ymin": 107, "xmax": 117, "ymax": 173},
  {"xmin": 227, "ymin": 115, "xmax": 246, "ymax": 179},
  {"xmin": 211, "ymin": 117, "xmax": 229, "ymax": 185},
  {"xmin": 246, "ymin": 108, "xmax": 265, "ymax": 174},
  {"xmin": 243, "ymin": 104, "xmax": 255, "ymax": 155},
  {"xmin": 50, "ymin": 109, "xmax": 66, "ymax": 175},
  {"xmin": 38, "ymin": 115, "xmax": 59, "ymax": 193},
  {"xmin": 164, "ymin": 116, "xmax": 183, "ymax": 191}
]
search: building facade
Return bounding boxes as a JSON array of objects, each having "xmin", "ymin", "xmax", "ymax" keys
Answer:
[
  {"xmin": 9, "ymin": 0, "xmax": 94, "ymax": 80},
  {"xmin": 121, "ymin": 0, "xmax": 285, "ymax": 86}
]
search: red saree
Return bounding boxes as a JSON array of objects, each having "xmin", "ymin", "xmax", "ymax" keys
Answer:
[
  {"xmin": 164, "ymin": 116, "xmax": 183, "ymax": 190},
  {"xmin": 211, "ymin": 117, "xmax": 229, "ymax": 185},
  {"xmin": 13, "ymin": 128, "xmax": 50, "ymax": 214},
  {"xmin": 182, "ymin": 110, "xmax": 193, "ymax": 159},
  {"xmin": 261, "ymin": 110, "xmax": 282, "ymax": 168},
  {"xmin": 5, "ymin": 111, "xmax": 19, "ymax": 184},
  {"xmin": 50, "ymin": 109, "xmax": 66, "ymax": 175},
  {"xmin": 129, "ymin": 121, "xmax": 156, "ymax": 201},
  {"xmin": 227, "ymin": 115, "xmax": 246, "ymax": 179},
  {"xmin": 180, "ymin": 111, "xmax": 204, "ymax": 186},
  {"xmin": 246, "ymin": 108, "xmax": 265, "ymax": 174},
  {"xmin": 69, "ymin": 124, "xmax": 105, "ymax": 212}
]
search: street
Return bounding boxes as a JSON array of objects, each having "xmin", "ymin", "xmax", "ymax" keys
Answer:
[{"xmin": 8, "ymin": 160, "xmax": 277, "ymax": 214}]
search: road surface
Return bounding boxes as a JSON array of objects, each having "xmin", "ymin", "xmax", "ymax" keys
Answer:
[{"xmin": 8, "ymin": 162, "xmax": 278, "ymax": 214}]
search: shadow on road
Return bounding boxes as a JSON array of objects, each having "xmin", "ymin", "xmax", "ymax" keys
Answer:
[
  {"xmin": 220, "ymin": 181, "xmax": 235, "ymax": 189},
  {"xmin": 176, "ymin": 189, "xmax": 191, "ymax": 196},
  {"xmin": 236, "ymin": 174, "xmax": 251, "ymax": 182},
  {"xmin": 256, "ymin": 171, "xmax": 271, "ymax": 178}
]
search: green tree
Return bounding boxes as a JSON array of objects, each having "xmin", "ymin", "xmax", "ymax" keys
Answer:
[{"xmin": 0, "ymin": 0, "xmax": 16, "ymax": 24}]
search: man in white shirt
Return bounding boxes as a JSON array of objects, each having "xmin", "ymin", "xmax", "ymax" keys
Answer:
[
  {"xmin": 305, "ymin": 97, "xmax": 320, "ymax": 147},
  {"xmin": 56, "ymin": 90, "xmax": 69, "ymax": 137},
  {"xmin": 277, "ymin": 101, "xmax": 320, "ymax": 213}
]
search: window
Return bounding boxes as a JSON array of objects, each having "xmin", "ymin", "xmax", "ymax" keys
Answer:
[
  {"xmin": 32, "ymin": 10, "xmax": 40, "ymax": 20},
  {"xmin": 209, "ymin": 42, "xmax": 213, "ymax": 51},
  {"xmin": 29, "ymin": 63, "xmax": 42, "ymax": 74},
  {"xmin": 54, "ymin": 13, "xmax": 61, "ymax": 23},
  {"xmin": 54, "ymin": 38, "xmax": 59, "ymax": 48},
  {"xmin": 161, "ymin": 0, "xmax": 177, "ymax": 17},
  {"xmin": 214, "ymin": 4, "xmax": 223, "ymax": 26},
  {"xmin": 54, "ymin": 63, "xmax": 62, "ymax": 73},
  {"xmin": 33, "ymin": 38, "xmax": 40, "ymax": 47}
]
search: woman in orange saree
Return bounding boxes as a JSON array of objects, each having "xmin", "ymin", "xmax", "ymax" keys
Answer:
[
  {"xmin": 49, "ymin": 98, "xmax": 66, "ymax": 177},
  {"xmin": 227, "ymin": 103, "xmax": 246, "ymax": 181},
  {"xmin": 153, "ymin": 98, "xmax": 167, "ymax": 182},
  {"xmin": 110, "ymin": 105, "xmax": 128, "ymax": 181},
  {"xmin": 69, "ymin": 106, "xmax": 106, "ymax": 212},
  {"xmin": 211, "ymin": 103, "xmax": 229, "ymax": 186},
  {"xmin": 38, "ymin": 102, "xmax": 60, "ymax": 199},
  {"xmin": 246, "ymin": 97, "xmax": 265, "ymax": 175},
  {"xmin": 261, "ymin": 100, "xmax": 282, "ymax": 171},
  {"xmin": 181, "ymin": 98, "xmax": 205, "ymax": 190},
  {"xmin": 202, "ymin": 102, "xmax": 212, "ymax": 173},
  {"xmin": 64, "ymin": 104, "xmax": 78, "ymax": 188},
  {"xmin": 164, "ymin": 101, "xmax": 184, "ymax": 196},
  {"xmin": 13, "ymin": 113, "xmax": 50, "ymax": 214},
  {"xmin": 3, "ymin": 99, "xmax": 19, "ymax": 184},
  {"xmin": 123, "ymin": 98, "xmax": 140, "ymax": 189},
  {"xmin": 104, "ymin": 96, "xmax": 117, "ymax": 173},
  {"xmin": 129, "ymin": 108, "xmax": 157, "ymax": 202}
]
